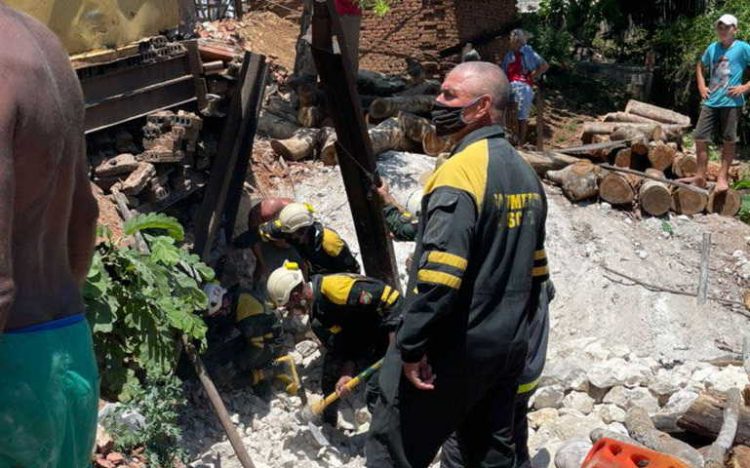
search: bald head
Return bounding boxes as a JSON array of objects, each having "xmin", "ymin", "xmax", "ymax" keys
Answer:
[{"xmin": 446, "ymin": 62, "xmax": 510, "ymax": 123}]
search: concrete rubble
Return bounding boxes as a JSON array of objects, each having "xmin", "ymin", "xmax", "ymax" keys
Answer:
[{"xmin": 179, "ymin": 147, "xmax": 750, "ymax": 466}]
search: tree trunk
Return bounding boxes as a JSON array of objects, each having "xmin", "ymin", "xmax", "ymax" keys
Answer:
[
  {"xmin": 603, "ymin": 111, "xmax": 662, "ymax": 125},
  {"xmin": 395, "ymin": 80, "xmax": 441, "ymax": 97},
  {"xmin": 677, "ymin": 390, "xmax": 750, "ymax": 446},
  {"xmin": 611, "ymin": 127, "xmax": 652, "ymax": 156},
  {"xmin": 704, "ymin": 388, "xmax": 742, "ymax": 468},
  {"xmin": 547, "ymin": 161, "xmax": 601, "ymax": 202},
  {"xmin": 599, "ymin": 172, "xmax": 639, "ymax": 205},
  {"xmin": 517, "ymin": 150, "xmax": 583, "ymax": 176},
  {"xmin": 584, "ymin": 122, "xmax": 663, "ymax": 141},
  {"xmin": 648, "ymin": 141, "xmax": 677, "ymax": 171},
  {"xmin": 257, "ymin": 111, "xmax": 299, "ymax": 140},
  {"xmin": 707, "ymin": 162, "xmax": 741, "ymax": 182},
  {"xmin": 626, "ymin": 407, "xmax": 705, "ymax": 467},
  {"xmin": 318, "ymin": 127, "xmax": 338, "ymax": 166},
  {"xmin": 625, "ymin": 99, "xmax": 691, "ymax": 126},
  {"xmin": 320, "ymin": 118, "xmax": 409, "ymax": 165},
  {"xmin": 672, "ymin": 153, "xmax": 697, "ymax": 178},
  {"xmin": 671, "ymin": 187, "xmax": 708, "ymax": 215},
  {"xmin": 587, "ymin": 135, "xmax": 612, "ymax": 160},
  {"xmin": 707, "ymin": 189, "xmax": 742, "ymax": 217},
  {"xmin": 369, "ymin": 95, "xmax": 436, "ymax": 120},
  {"xmin": 614, "ymin": 148, "xmax": 632, "ymax": 168},
  {"xmin": 398, "ymin": 112, "xmax": 432, "ymax": 145},
  {"xmin": 270, "ymin": 128, "xmax": 321, "ymax": 161},
  {"xmin": 640, "ymin": 169, "xmax": 672, "ymax": 216}
]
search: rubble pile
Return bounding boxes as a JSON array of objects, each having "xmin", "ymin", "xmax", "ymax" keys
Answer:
[{"xmin": 89, "ymin": 110, "xmax": 214, "ymax": 211}]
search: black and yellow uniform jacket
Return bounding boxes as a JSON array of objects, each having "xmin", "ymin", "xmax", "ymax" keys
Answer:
[
  {"xmin": 258, "ymin": 221, "xmax": 360, "ymax": 275},
  {"xmin": 383, "ymin": 203, "xmax": 419, "ymax": 242},
  {"xmin": 396, "ymin": 125, "xmax": 549, "ymax": 364},
  {"xmin": 311, "ymin": 274, "xmax": 402, "ymax": 360},
  {"xmin": 204, "ymin": 288, "xmax": 283, "ymax": 372}
]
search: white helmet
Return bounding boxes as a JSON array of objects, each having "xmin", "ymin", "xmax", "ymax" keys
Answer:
[
  {"xmin": 405, "ymin": 190, "xmax": 423, "ymax": 218},
  {"xmin": 266, "ymin": 261, "xmax": 306, "ymax": 307},
  {"xmin": 203, "ymin": 283, "xmax": 227, "ymax": 316},
  {"xmin": 278, "ymin": 203, "xmax": 316, "ymax": 233}
]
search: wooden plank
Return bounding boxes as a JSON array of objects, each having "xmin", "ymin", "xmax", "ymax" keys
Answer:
[
  {"xmin": 311, "ymin": 0, "xmax": 400, "ymax": 287},
  {"xmin": 192, "ymin": 51, "xmax": 268, "ymax": 260},
  {"xmin": 558, "ymin": 140, "xmax": 628, "ymax": 155},
  {"xmin": 84, "ymin": 76, "xmax": 197, "ymax": 134}
]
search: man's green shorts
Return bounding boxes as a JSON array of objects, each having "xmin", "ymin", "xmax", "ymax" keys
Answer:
[{"xmin": 0, "ymin": 314, "xmax": 99, "ymax": 468}]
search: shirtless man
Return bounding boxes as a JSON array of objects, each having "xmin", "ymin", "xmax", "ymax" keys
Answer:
[{"xmin": 0, "ymin": 4, "xmax": 100, "ymax": 466}]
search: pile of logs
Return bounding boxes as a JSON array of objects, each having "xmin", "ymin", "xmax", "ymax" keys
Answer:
[
  {"xmin": 262, "ymin": 66, "xmax": 451, "ymax": 165},
  {"xmin": 546, "ymin": 99, "xmax": 742, "ymax": 218}
]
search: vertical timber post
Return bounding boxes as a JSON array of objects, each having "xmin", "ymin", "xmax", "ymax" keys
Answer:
[{"xmin": 311, "ymin": 0, "xmax": 400, "ymax": 287}]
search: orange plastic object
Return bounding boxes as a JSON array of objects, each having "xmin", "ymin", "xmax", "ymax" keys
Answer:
[{"xmin": 582, "ymin": 438, "xmax": 689, "ymax": 468}]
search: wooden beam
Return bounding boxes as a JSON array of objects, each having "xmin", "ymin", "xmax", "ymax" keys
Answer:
[
  {"xmin": 311, "ymin": 0, "xmax": 400, "ymax": 287},
  {"xmin": 193, "ymin": 51, "xmax": 268, "ymax": 260}
]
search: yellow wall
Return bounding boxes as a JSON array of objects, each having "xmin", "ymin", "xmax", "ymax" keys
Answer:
[{"xmin": 7, "ymin": 0, "xmax": 179, "ymax": 54}]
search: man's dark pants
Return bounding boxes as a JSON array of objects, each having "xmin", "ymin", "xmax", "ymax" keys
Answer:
[
  {"xmin": 365, "ymin": 342, "xmax": 526, "ymax": 468},
  {"xmin": 440, "ymin": 391, "xmax": 535, "ymax": 468}
]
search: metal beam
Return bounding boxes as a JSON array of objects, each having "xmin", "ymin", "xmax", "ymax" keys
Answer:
[
  {"xmin": 193, "ymin": 51, "xmax": 268, "ymax": 260},
  {"xmin": 311, "ymin": 0, "xmax": 400, "ymax": 287}
]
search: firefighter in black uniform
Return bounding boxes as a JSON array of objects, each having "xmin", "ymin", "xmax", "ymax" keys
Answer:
[
  {"xmin": 266, "ymin": 262, "xmax": 402, "ymax": 426},
  {"xmin": 376, "ymin": 182, "xmax": 556, "ymax": 468},
  {"xmin": 365, "ymin": 61, "xmax": 549, "ymax": 468},
  {"xmin": 235, "ymin": 202, "xmax": 360, "ymax": 276},
  {"xmin": 201, "ymin": 284, "xmax": 300, "ymax": 395}
]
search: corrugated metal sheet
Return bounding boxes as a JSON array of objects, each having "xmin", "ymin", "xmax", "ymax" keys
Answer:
[{"xmin": 7, "ymin": 0, "xmax": 179, "ymax": 54}]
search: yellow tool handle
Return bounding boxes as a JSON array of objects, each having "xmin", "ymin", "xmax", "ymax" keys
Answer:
[{"xmin": 311, "ymin": 358, "xmax": 384, "ymax": 416}]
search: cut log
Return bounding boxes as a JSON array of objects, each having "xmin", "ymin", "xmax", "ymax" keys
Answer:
[
  {"xmin": 614, "ymin": 148, "xmax": 632, "ymax": 168},
  {"xmin": 423, "ymin": 129, "xmax": 456, "ymax": 157},
  {"xmin": 297, "ymin": 106, "xmax": 322, "ymax": 128},
  {"xmin": 257, "ymin": 111, "xmax": 299, "ymax": 140},
  {"xmin": 398, "ymin": 111, "xmax": 432, "ymax": 144},
  {"xmin": 640, "ymin": 169, "xmax": 672, "ymax": 216},
  {"xmin": 625, "ymin": 99, "xmax": 691, "ymax": 126},
  {"xmin": 626, "ymin": 407, "xmax": 704, "ymax": 467},
  {"xmin": 588, "ymin": 134, "xmax": 612, "ymax": 160},
  {"xmin": 603, "ymin": 111, "xmax": 662, "ymax": 125},
  {"xmin": 648, "ymin": 141, "xmax": 677, "ymax": 171},
  {"xmin": 395, "ymin": 80, "xmax": 441, "ymax": 97},
  {"xmin": 677, "ymin": 390, "xmax": 750, "ymax": 446},
  {"xmin": 704, "ymin": 388, "xmax": 742, "ymax": 468},
  {"xmin": 270, "ymin": 128, "xmax": 321, "ymax": 161},
  {"xmin": 729, "ymin": 445, "xmax": 750, "ymax": 468},
  {"xmin": 672, "ymin": 153, "xmax": 697, "ymax": 178},
  {"xmin": 517, "ymin": 150, "xmax": 583, "ymax": 177},
  {"xmin": 671, "ymin": 187, "xmax": 708, "ymax": 215},
  {"xmin": 546, "ymin": 161, "xmax": 601, "ymax": 202},
  {"xmin": 707, "ymin": 162, "xmax": 741, "ymax": 182},
  {"xmin": 599, "ymin": 172, "xmax": 638, "ymax": 205},
  {"xmin": 318, "ymin": 127, "xmax": 338, "ymax": 166},
  {"xmin": 320, "ymin": 118, "xmax": 410, "ymax": 165},
  {"xmin": 369, "ymin": 95, "xmax": 436, "ymax": 120},
  {"xmin": 610, "ymin": 126, "xmax": 653, "ymax": 156},
  {"xmin": 707, "ymin": 189, "xmax": 742, "ymax": 217},
  {"xmin": 584, "ymin": 122, "xmax": 662, "ymax": 142}
]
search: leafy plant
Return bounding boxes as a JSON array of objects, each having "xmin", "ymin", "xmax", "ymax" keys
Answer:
[
  {"xmin": 739, "ymin": 194, "xmax": 750, "ymax": 224},
  {"xmin": 102, "ymin": 375, "xmax": 187, "ymax": 466},
  {"xmin": 84, "ymin": 213, "xmax": 214, "ymax": 401},
  {"xmin": 356, "ymin": 0, "xmax": 395, "ymax": 16}
]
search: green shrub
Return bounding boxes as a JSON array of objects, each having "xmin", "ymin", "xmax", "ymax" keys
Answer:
[{"xmin": 84, "ymin": 213, "xmax": 213, "ymax": 401}]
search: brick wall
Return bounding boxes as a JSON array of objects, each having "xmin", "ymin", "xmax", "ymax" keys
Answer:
[
  {"xmin": 360, "ymin": 0, "xmax": 517, "ymax": 74},
  {"xmin": 255, "ymin": 0, "xmax": 517, "ymax": 75}
]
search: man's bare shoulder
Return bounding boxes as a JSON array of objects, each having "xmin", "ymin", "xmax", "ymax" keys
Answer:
[{"xmin": 0, "ymin": 5, "xmax": 66, "ymax": 73}]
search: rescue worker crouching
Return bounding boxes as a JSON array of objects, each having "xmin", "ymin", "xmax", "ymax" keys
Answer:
[
  {"xmin": 266, "ymin": 262, "xmax": 403, "ymax": 426},
  {"xmin": 201, "ymin": 283, "xmax": 300, "ymax": 396},
  {"xmin": 236, "ymin": 201, "xmax": 360, "ymax": 276}
]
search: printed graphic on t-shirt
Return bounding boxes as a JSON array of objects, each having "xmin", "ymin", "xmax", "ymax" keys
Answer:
[{"xmin": 709, "ymin": 56, "xmax": 731, "ymax": 93}]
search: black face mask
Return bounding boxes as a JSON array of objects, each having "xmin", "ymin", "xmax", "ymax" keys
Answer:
[{"xmin": 431, "ymin": 98, "xmax": 481, "ymax": 136}]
